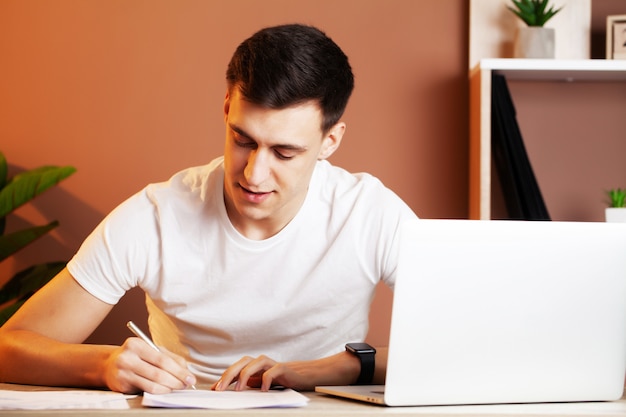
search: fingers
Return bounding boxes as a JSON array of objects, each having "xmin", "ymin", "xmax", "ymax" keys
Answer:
[
  {"xmin": 158, "ymin": 345, "xmax": 197, "ymax": 389},
  {"xmin": 213, "ymin": 355, "xmax": 277, "ymax": 391},
  {"xmin": 213, "ymin": 352, "xmax": 356, "ymax": 393},
  {"xmin": 105, "ymin": 337, "xmax": 196, "ymax": 394},
  {"xmin": 257, "ymin": 362, "xmax": 288, "ymax": 391}
]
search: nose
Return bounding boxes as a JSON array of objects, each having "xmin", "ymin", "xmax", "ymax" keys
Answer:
[{"xmin": 244, "ymin": 149, "xmax": 270, "ymax": 187}]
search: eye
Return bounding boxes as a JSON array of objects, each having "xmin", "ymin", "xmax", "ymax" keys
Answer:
[
  {"xmin": 233, "ymin": 135, "xmax": 256, "ymax": 150},
  {"xmin": 236, "ymin": 140, "xmax": 256, "ymax": 149},
  {"xmin": 274, "ymin": 150, "xmax": 295, "ymax": 161}
]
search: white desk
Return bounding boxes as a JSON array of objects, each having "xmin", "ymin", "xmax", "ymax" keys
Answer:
[{"xmin": 2, "ymin": 383, "xmax": 626, "ymax": 417}]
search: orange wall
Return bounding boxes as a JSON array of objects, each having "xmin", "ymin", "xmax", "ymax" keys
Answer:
[
  {"xmin": 2, "ymin": 0, "xmax": 625, "ymax": 349},
  {"xmin": 1, "ymin": 0, "xmax": 469, "ymax": 345}
]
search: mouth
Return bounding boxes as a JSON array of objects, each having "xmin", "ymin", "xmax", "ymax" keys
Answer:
[
  {"xmin": 240, "ymin": 184, "xmax": 270, "ymax": 194},
  {"xmin": 239, "ymin": 184, "xmax": 272, "ymax": 203}
]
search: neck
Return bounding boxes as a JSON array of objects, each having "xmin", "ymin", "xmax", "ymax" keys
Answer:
[{"xmin": 223, "ymin": 193, "xmax": 306, "ymax": 241}]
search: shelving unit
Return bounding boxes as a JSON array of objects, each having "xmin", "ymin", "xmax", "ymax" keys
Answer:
[{"xmin": 469, "ymin": 58, "xmax": 626, "ymax": 220}]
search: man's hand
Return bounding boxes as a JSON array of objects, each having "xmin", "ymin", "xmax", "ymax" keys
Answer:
[
  {"xmin": 0, "ymin": 267, "xmax": 200, "ymax": 394},
  {"xmin": 102, "ymin": 337, "xmax": 197, "ymax": 394},
  {"xmin": 212, "ymin": 350, "xmax": 362, "ymax": 392}
]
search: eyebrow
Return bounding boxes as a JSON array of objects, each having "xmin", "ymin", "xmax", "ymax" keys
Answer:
[{"xmin": 228, "ymin": 123, "xmax": 309, "ymax": 152}]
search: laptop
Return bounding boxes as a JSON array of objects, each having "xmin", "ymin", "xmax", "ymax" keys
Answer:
[{"xmin": 316, "ymin": 219, "xmax": 626, "ymax": 406}]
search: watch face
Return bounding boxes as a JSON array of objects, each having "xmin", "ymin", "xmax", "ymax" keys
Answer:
[{"xmin": 346, "ymin": 342, "xmax": 376, "ymax": 354}]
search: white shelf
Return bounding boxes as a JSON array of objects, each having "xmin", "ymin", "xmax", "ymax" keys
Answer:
[
  {"xmin": 468, "ymin": 59, "xmax": 626, "ymax": 220},
  {"xmin": 473, "ymin": 58, "xmax": 626, "ymax": 82}
]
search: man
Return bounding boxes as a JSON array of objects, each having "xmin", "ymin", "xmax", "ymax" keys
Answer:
[{"xmin": 0, "ymin": 24, "xmax": 417, "ymax": 394}]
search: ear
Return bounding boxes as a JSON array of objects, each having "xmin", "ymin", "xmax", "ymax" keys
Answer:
[
  {"xmin": 223, "ymin": 90, "xmax": 231, "ymax": 123},
  {"xmin": 318, "ymin": 122, "xmax": 346, "ymax": 160}
]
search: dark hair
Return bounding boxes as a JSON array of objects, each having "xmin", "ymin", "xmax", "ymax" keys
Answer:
[{"xmin": 226, "ymin": 24, "xmax": 354, "ymax": 133}]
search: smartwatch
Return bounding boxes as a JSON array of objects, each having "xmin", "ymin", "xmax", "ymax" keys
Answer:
[{"xmin": 345, "ymin": 342, "xmax": 376, "ymax": 385}]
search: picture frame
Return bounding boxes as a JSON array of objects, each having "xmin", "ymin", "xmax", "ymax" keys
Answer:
[{"xmin": 606, "ymin": 15, "xmax": 626, "ymax": 59}]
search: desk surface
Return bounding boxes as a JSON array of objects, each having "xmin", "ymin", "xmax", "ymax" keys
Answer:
[{"xmin": 3, "ymin": 383, "xmax": 626, "ymax": 417}]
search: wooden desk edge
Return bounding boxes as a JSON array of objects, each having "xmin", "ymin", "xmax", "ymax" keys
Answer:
[{"xmin": 2, "ymin": 383, "xmax": 626, "ymax": 416}]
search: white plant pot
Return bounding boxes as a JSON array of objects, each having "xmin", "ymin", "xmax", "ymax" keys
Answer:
[
  {"xmin": 514, "ymin": 27, "xmax": 555, "ymax": 59},
  {"xmin": 605, "ymin": 207, "xmax": 626, "ymax": 223}
]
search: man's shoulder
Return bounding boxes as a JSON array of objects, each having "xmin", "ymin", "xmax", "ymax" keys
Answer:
[
  {"xmin": 175, "ymin": 157, "xmax": 224, "ymax": 186},
  {"xmin": 314, "ymin": 160, "xmax": 415, "ymax": 218},
  {"xmin": 317, "ymin": 159, "xmax": 376, "ymax": 182},
  {"xmin": 315, "ymin": 160, "xmax": 388, "ymax": 195},
  {"xmin": 146, "ymin": 157, "xmax": 224, "ymax": 195}
]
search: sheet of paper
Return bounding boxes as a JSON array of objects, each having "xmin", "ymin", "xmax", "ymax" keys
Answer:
[
  {"xmin": 0, "ymin": 389, "xmax": 132, "ymax": 410},
  {"xmin": 143, "ymin": 388, "xmax": 309, "ymax": 409}
]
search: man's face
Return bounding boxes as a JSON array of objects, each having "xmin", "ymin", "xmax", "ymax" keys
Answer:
[{"xmin": 223, "ymin": 88, "xmax": 344, "ymax": 240}]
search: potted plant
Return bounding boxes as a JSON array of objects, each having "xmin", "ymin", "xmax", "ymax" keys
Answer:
[
  {"xmin": 0, "ymin": 151, "xmax": 76, "ymax": 325},
  {"xmin": 605, "ymin": 188, "xmax": 626, "ymax": 223},
  {"xmin": 508, "ymin": 0, "xmax": 563, "ymax": 59}
]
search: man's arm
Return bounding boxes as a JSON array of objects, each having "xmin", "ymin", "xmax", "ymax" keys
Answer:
[
  {"xmin": 0, "ymin": 268, "xmax": 196, "ymax": 393},
  {"xmin": 213, "ymin": 347, "xmax": 388, "ymax": 391}
]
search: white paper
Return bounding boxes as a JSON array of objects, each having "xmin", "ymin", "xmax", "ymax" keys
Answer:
[
  {"xmin": 142, "ymin": 388, "xmax": 309, "ymax": 409},
  {"xmin": 0, "ymin": 389, "xmax": 132, "ymax": 410}
]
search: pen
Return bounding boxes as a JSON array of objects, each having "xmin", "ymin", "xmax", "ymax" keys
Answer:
[{"xmin": 126, "ymin": 320, "xmax": 197, "ymax": 390}]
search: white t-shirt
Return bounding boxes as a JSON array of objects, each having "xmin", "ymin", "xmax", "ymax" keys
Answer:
[{"xmin": 68, "ymin": 157, "xmax": 417, "ymax": 382}]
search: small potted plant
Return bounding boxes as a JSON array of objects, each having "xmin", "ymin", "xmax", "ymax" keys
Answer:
[
  {"xmin": 508, "ymin": 0, "xmax": 563, "ymax": 59},
  {"xmin": 605, "ymin": 188, "xmax": 626, "ymax": 223}
]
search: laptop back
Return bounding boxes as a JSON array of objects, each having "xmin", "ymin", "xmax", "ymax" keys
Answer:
[{"xmin": 385, "ymin": 219, "xmax": 626, "ymax": 406}]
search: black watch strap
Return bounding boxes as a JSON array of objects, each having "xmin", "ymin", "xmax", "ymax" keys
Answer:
[{"xmin": 345, "ymin": 342, "xmax": 376, "ymax": 385}]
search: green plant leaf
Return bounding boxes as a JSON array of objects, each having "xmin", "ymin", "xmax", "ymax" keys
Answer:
[
  {"xmin": 0, "ymin": 300, "xmax": 24, "ymax": 327},
  {"xmin": 0, "ymin": 221, "xmax": 59, "ymax": 262},
  {"xmin": 536, "ymin": 0, "xmax": 548, "ymax": 16},
  {"xmin": 0, "ymin": 165, "xmax": 76, "ymax": 219},
  {"xmin": 0, "ymin": 152, "xmax": 7, "ymax": 192},
  {"xmin": 608, "ymin": 188, "xmax": 626, "ymax": 208},
  {"xmin": 537, "ymin": 5, "xmax": 562, "ymax": 26},
  {"xmin": 0, "ymin": 152, "xmax": 76, "ymax": 326},
  {"xmin": 0, "ymin": 153, "xmax": 6, "ymax": 236},
  {"xmin": 0, "ymin": 261, "xmax": 66, "ymax": 306},
  {"xmin": 509, "ymin": 0, "xmax": 562, "ymax": 27}
]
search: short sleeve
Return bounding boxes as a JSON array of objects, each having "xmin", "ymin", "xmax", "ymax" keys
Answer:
[{"xmin": 67, "ymin": 189, "xmax": 161, "ymax": 305}]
